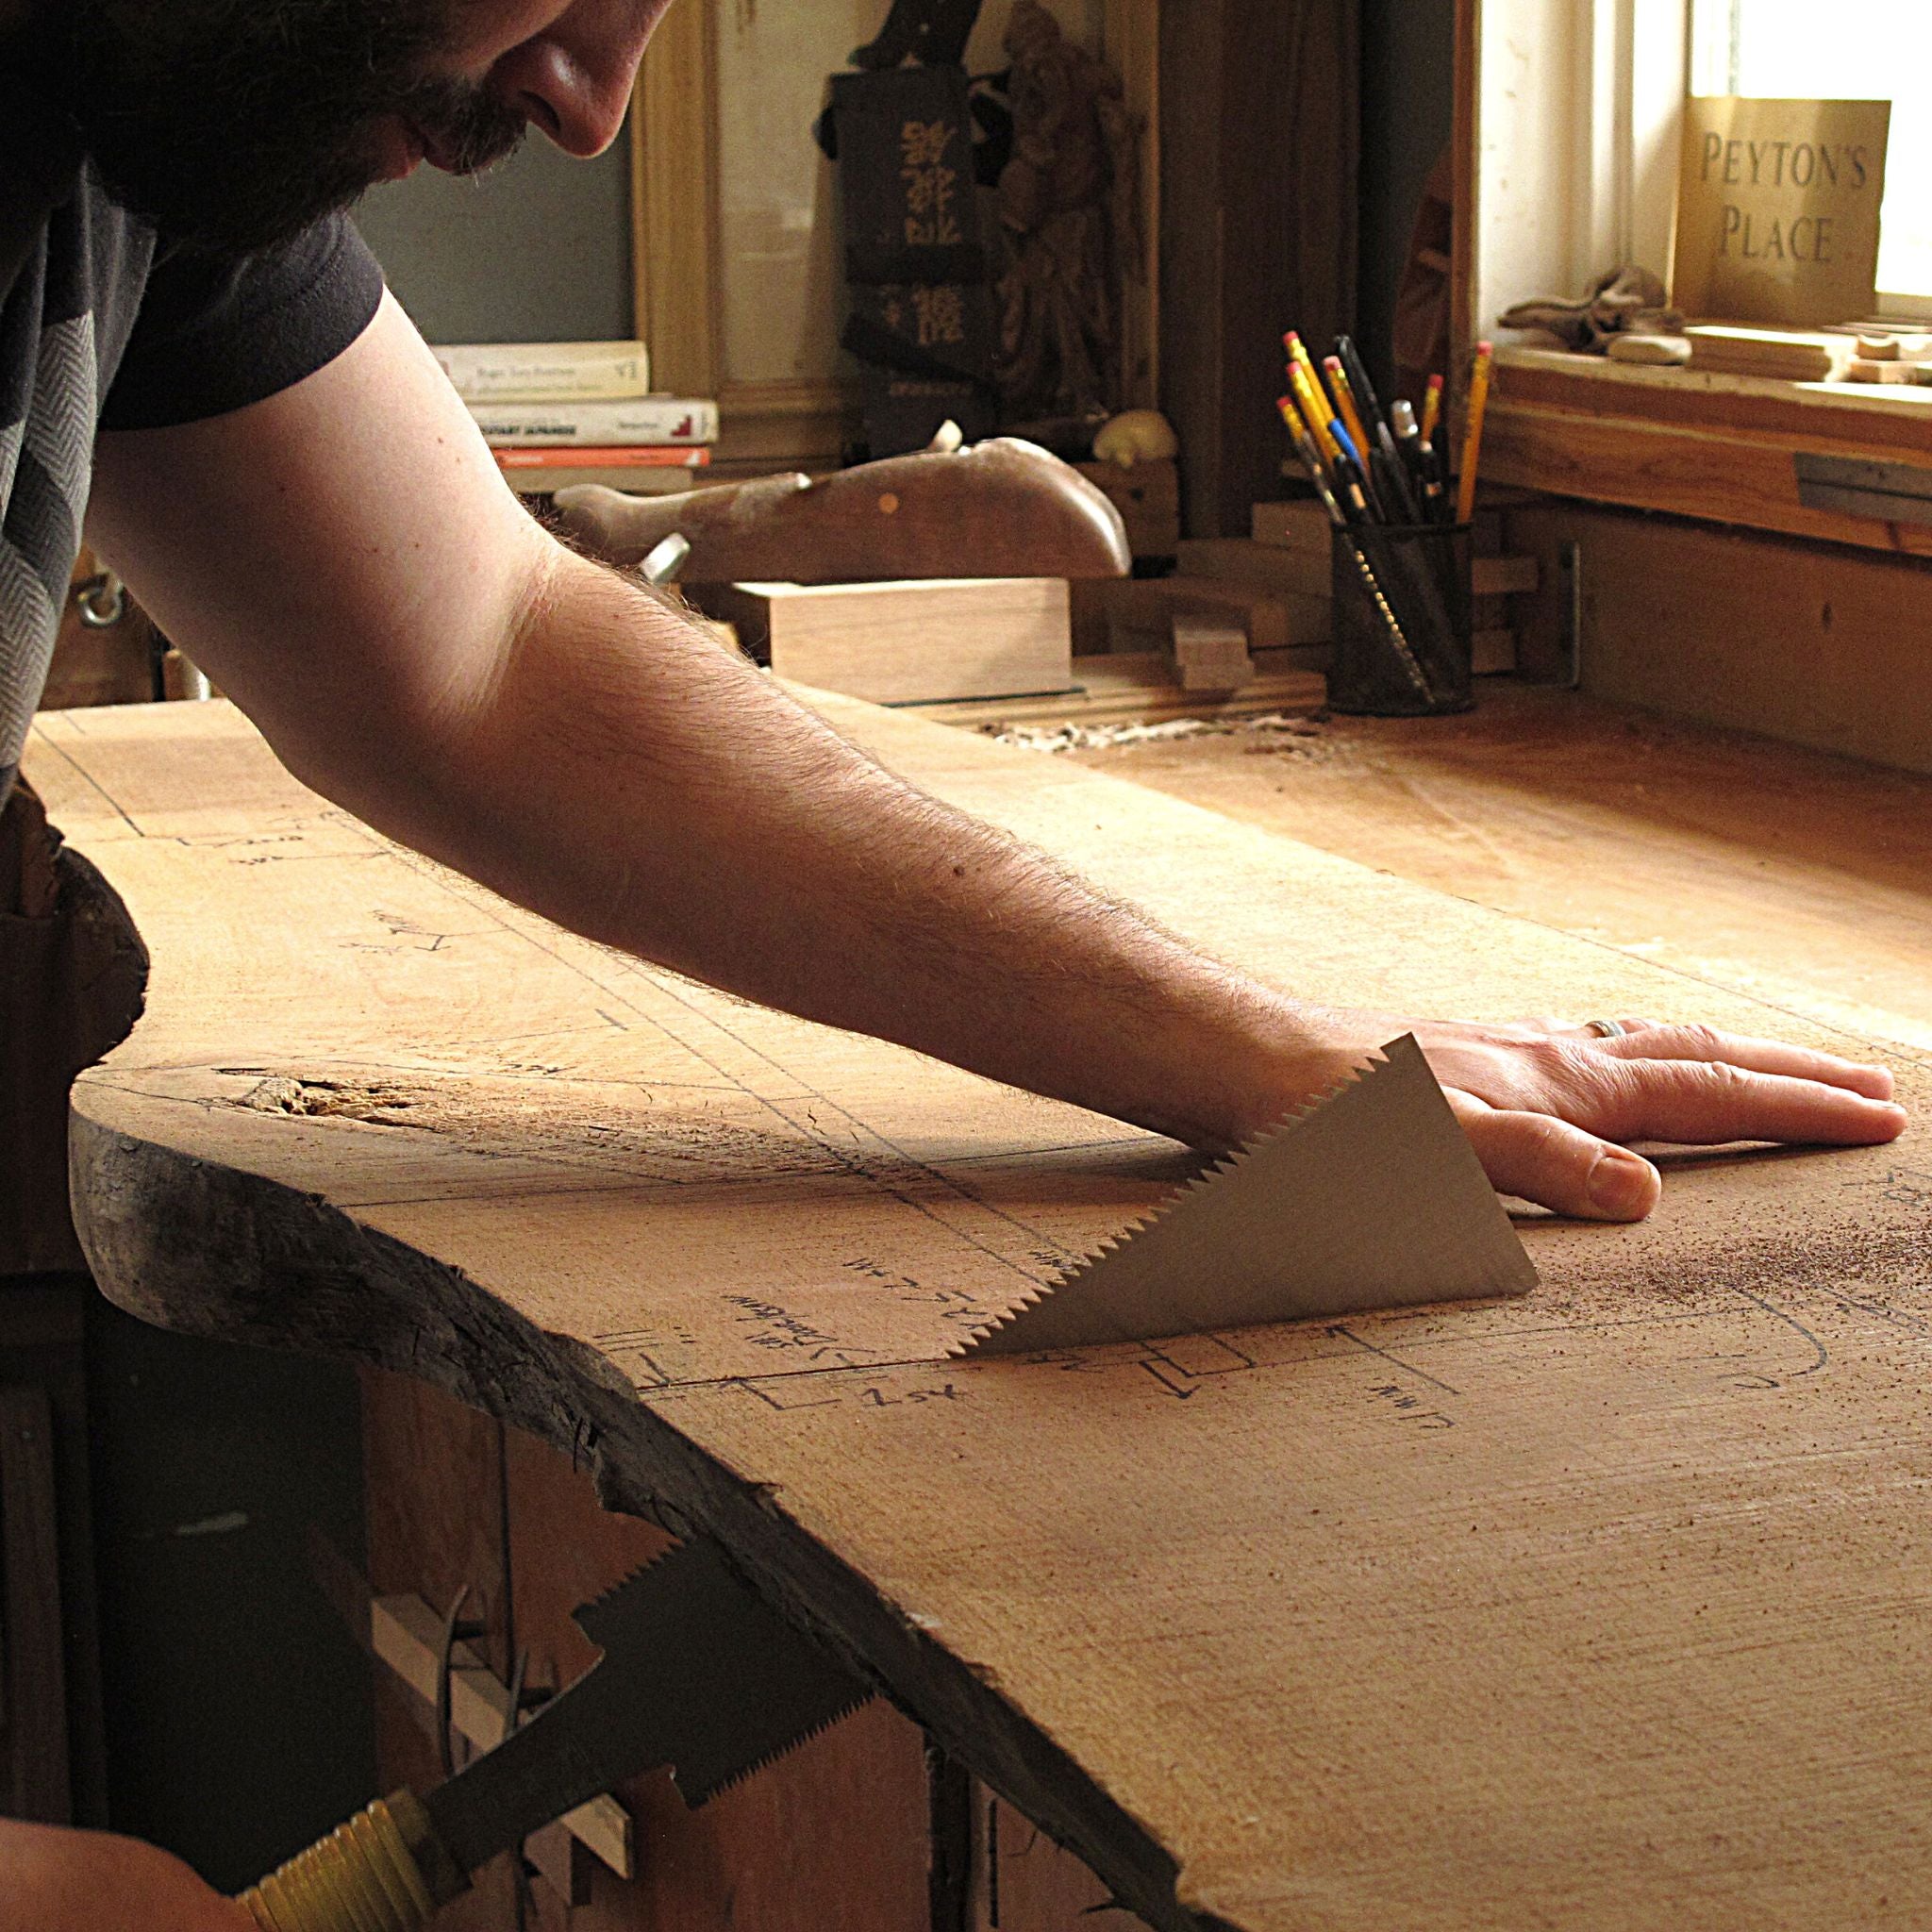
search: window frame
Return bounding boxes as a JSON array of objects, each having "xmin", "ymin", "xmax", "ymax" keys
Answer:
[
  {"xmin": 1463, "ymin": 0, "xmax": 1932, "ymax": 556},
  {"xmin": 1688, "ymin": 0, "xmax": 1932, "ymax": 310}
]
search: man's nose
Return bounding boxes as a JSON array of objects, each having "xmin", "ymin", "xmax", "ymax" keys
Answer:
[{"xmin": 490, "ymin": 32, "xmax": 641, "ymax": 158}]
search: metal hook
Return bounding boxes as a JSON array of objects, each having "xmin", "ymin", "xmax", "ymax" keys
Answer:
[
  {"xmin": 501, "ymin": 1645, "xmax": 534, "ymax": 1924},
  {"xmin": 74, "ymin": 571, "xmax": 126, "ymax": 628},
  {"xmin": 503, "ymin": 1645, "xmax": 529, "ymax": 1746},
  {"xmin": 435, "ymin": 1583, "xmax": 487, "ymax": 1781}
]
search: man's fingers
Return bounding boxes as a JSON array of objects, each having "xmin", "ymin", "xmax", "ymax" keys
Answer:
[
  {"xmin": 1448, "ymin": 1092, "xmax": 1661, "ymax": 1221},
  {"xmin": 1591, "ymin": 1057, "xmax": 1907, "ymax": 1147},
  {"xmin": 1597, "ymin": 1023, "xmax": 1896, "ymax": 1100}
]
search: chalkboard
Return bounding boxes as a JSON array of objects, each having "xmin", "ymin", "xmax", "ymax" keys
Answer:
[{"xmin": 355, "ymin": 132, "xmax": 634, "ymax": 344}]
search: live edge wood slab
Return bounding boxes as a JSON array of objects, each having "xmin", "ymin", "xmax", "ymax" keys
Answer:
[{"xmin": 26, "ymin": 697, "xmax": 1932, "ymax": 1932}]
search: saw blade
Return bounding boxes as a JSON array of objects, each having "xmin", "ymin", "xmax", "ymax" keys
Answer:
[
  {"xmin": 424, "ymin": 1540, "xmax": 869, "ymax": 1875},
  {"xmin": 955, "ymin": 1034, "xmax": 1536, "ymax": 1357}
]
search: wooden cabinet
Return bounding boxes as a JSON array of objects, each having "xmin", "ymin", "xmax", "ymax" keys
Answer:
[
  {"xmin": 0, "ymin": 1281, "xmax": 108, "ymax": 1829},
  {"xmin": 361, "ymin": 1368, "xmax": 1127, "ymax": 1930}
]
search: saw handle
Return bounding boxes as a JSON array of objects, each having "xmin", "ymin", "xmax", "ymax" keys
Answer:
[{"xmin": 237, "ymin": 1790, "xmax": 466, "ymax": 1931}]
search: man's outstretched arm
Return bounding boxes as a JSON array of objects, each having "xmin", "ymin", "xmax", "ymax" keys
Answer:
[{"xmin": 88, "ymin": 295, "xmax": 1905, "ymax": 1217}]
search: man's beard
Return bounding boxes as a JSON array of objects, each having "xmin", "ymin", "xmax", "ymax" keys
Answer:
[{"xmin": 53, "ymin": 0, "xmax": 529, "ymax": 254}]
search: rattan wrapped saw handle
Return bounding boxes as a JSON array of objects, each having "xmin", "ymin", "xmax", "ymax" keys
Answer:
[{"xmin": 237, "ymin": 1790, "xmax": 465, "ymax": 1931}]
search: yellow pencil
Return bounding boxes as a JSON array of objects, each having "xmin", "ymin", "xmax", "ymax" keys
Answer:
[
  {"xmin": 1323, "ymin": 357, "xmax": 1371, "ymax": 465},
  {"xmin": 1454, "ymin": 341, "xmax": 1494, "ymax": 525},
  {"xmin": 1421, "ymin": 372, "xmax": 1444, "ymax": 449},
  {"xmin": 1284, "ymin": 333, "xmax": 1328, "ymax": 434},
  {"xmin": 1276, "ymin": 391, "xmax": 1322, "ymax": 488},
  {"xmin": 1289, "ymin": 360, "xmax": 1340, "ymax": 463}
]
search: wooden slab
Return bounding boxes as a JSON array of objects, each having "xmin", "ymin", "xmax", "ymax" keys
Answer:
[
  {"xmin": 1073, "ymin": 575, "xmax": 1332, "ymax": 656},
  {"xmin": 32, "ymin": 697, "xmax": 1932, "ymax": 1932},
  {"xmin": 697, "ymin": 579, "xmax": 1073, "ymax": 707},
  {"xmin": 1175, "ymin": 538, "xmax": 1332, "ymax": 600},
  {"xmin": 1249, "ymin": 500, "xmax": 1332, "ymax": 550},
  {"xmin": 898, "ymin": 651, "xmax": 1324, "ymax": 732}
]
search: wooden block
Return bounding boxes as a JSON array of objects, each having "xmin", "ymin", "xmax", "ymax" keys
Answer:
[
  {"xmin": 900, "ymin": 650, "xmax": 1326, "ymax": 728},
  {"xmin": 1470, "ymin": 626, "xmax": 1517, "ymax": 675},
  {"xmin": 1606, "ymin": 333, "xmax": 1690, "ymax": 367},
  {"xmin": 1172, "ymin": 612, "xmax": 1249, "ymax": 656},
  {"xmin": 1074, "ymin": 458, "xmax": 1181, "ymax": 556},
  {"xmin": 1845, "ymin": 360, "xmax": 1932, "ymax": 387},
  {"xmin": 1250, "ymin": 499, "xmax": 1334, "ymax": 550},
  {"xmin": 1171, "ymin": 613, "xmax": 1254, "ymax": 691},
  {"xmin": 1126, "ymin": 575, "xmax": 1330, "ymax": 652},
  {"xmin": 1471, "ymin": 555, "xmax": 1539, "ymax": 597},
  {"xmin": 1177, "ymin": 659, "xmax": 1256, "ymax": 692},
  {"xmin": 1176, "ymin": 537, "xmax": 1332, "ymax": 598},
  {"xmin": 370, "ymin": 1591, "xmax": 635, "ymax": 1879},
  {"xmin": 1685, "ymin": 326, "xmax": 1854, "ymax": 382},
  {"xmin": 702, "ymin": 578, "xmax": 1072, "ymax": 706}
]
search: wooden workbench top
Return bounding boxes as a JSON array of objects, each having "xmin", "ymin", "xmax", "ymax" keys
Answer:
[
  {"xmin": 1058, "ymin": 682, "xmax": 1932, "ymax": 1059},
  {"xmin": 28, "ymin": 694, "xmax": 1932, "ymax": 1932}
]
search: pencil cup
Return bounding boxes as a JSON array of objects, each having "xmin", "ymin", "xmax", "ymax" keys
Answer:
[{"xmin": 1327, "ymin": 523, "xmax": 1473, "ymax": 716}]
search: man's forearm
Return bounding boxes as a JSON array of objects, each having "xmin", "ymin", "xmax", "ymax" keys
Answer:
[
  {"xmin": 370, "ymin": 546, "xmax": 1320, "ymax": 1148},
  {"xmin": 87, "ymin": 299, "xmax": 1905, "ymax": 1221}
]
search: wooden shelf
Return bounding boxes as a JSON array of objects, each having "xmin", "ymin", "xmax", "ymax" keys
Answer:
[{"xmin": 1485, "ymin": 346, "xmax": 1932, "ymax": 558}]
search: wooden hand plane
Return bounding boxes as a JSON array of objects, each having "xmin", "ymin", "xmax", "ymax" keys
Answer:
[{"xmin": 549, "ymin": 435, "xmax": 1131, "ymax": 586}]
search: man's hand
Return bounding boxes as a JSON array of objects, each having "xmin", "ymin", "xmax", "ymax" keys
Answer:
[
  {"xmin": 1262, "ymin": 1011, "xmax": 1902, "ymax": 1220},
  {"xmin": 85, "ymin": 295, "xmax": 1907, "ymax": 1226},
  {"xmin": 0, "ymin": 1819, "xmax": 254, "ymax": 1932}
]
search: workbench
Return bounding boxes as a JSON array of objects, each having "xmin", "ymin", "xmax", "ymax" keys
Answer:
[{"xmin": 26, "ymin": 691, "xmax": 1931, "ymax": 1932}]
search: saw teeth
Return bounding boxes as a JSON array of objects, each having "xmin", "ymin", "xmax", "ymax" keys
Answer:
[
  {"xmin": 572, "ymin": 1541, "xmax": 693, "ymax": 1641},
  {"xmin": 943, "ymin": 1285, "xmax": 1048, "ymax": 1357},
  {"xmin": 948, "ymin": 1036, "xmax": 1526, "ymax": 1359},
  {"xmin": 675, "ymin": 1690, "xmax": 874, "ymax": 1807}
]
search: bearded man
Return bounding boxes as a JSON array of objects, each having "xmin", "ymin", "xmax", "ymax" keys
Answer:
[{"xmin": 0, "ymin": 1, "xmax": 1906, "ymax": 1921}]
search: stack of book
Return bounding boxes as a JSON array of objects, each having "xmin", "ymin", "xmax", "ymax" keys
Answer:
[{"xmin": 433, "ymin": 340, "xmax": 719, "ymax": 494}]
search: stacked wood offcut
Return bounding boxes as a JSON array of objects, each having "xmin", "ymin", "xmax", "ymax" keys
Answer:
[
  {"xmin": 1068, "ymin": 498, "xmax": 1337, "ymax": 699},
  {"xmin": 1683, "ymin": 326, "xmax": 1855, "ymax": 382}
]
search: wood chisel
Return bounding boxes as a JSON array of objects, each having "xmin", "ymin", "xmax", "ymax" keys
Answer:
[{"xmin": 239, "ymin": 1540, "xmax": 870, "ymax": 1931}]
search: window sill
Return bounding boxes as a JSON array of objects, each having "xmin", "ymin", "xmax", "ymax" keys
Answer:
[{"xmin": 1485, "ymin": 346, "xmax": 1932, "ymax": 558}]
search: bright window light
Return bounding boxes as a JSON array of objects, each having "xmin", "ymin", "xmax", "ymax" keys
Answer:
[{"xmin": 1690, "ymin": 0, "xmax": 1932, "ymax": 308}]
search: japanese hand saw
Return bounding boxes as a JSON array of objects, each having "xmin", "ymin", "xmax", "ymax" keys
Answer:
[
  {"xmin": 955, "ymin": 1034, "xmax": 1538, "ymax": 1357},
  {"xmin": 239, "ymin": 1539, "xmax": 869, "ymax": 1931}
]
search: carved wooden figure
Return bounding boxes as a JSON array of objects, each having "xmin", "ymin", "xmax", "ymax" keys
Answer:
[{"xmin": 992, "ymin": 1, "xmax": 1137, "ymax": 422}]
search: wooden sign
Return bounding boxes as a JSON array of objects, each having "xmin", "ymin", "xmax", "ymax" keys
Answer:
[
  {"xmin": 1674, "ymin": 97, "xmax": 1890, "ymax": 326},
  {"xmin": 826, "ymin": 65, "xmax": 996, "ymax": 455},
  {"xmin": 828, "ymin": 66, "xmax": 986, "ymax": 287}
]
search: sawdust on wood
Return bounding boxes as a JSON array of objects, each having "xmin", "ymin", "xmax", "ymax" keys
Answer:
[
  {"xmin": 232, "ymin": 1070, "xmax": 847, "ymax": 1184},
  {"xmin": 986, "ymin": 710, "xmax": 1333, "ymax": 756}
]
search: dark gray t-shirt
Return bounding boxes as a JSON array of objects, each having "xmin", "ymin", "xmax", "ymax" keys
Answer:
[{"xmin": 1, "ymin": 82, "xmax": 384, "ymax": 803}]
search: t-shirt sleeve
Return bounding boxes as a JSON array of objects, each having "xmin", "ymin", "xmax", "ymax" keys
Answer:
[{"xmin": 99, "ymin": 214, "xmax": 385, "ymax": 431}]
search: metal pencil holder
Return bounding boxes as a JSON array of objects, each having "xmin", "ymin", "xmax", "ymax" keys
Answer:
[{"xmin": 1327, "ymin": 522, "xmax": 1473, "ymax": 716}]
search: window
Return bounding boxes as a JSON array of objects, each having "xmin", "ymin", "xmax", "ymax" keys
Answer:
[{"xmin": 1689, "ymin": 0, "xmax": 1932, "ymax": 308}]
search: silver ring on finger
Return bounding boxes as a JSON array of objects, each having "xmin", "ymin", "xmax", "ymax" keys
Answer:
[{"xmin": 1585, "ymin": 1018, "xmax": 1628, "ymax": 1040}]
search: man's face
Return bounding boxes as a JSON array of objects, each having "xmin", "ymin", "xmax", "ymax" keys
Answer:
[{"xmin": 42, "ymin": 0, "xmax": 666, "ymax": 255}]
